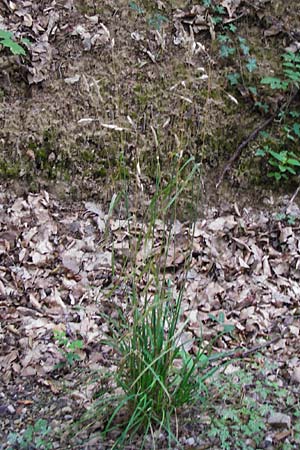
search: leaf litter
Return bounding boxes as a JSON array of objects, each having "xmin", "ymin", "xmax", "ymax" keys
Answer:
[{"xmin": 0, "ymin": 187, "xmax": 300, "ymax": 448}]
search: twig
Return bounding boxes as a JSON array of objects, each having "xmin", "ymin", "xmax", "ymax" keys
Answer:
[
  {"xmin": 287, "ymin": 182, "xmax": 300, "ymax": 211},
  {"xmin": 216, "ymin": 113, "xmax": 276, "ymax": 190},
  {"xmin": 216, "ymin": 89, "xmax": 299, "ymax": 190},
  {"xmin": 236, "ymin": 335, "xmax": 280, "ymax": 358},
  {"xmin": 210, "ymin": 336, "xmax": 281, "ymax": 363}
]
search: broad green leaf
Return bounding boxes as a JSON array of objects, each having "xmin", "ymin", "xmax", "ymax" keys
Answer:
[
  {"xmin": 220, "ymin": 45, "xmax": 235, "ymax": 58},
  {"xmin": 240, "ymin": 43, "xmax": 250, "ymax": 56},
  {"xmin": 246, "ymin": 58, "xmax": 257, "ymax": 72},
  {"xmin": 255, "ymin": 149, "xmax": 266, "ymax": 157},
  {"xmin": 278, "ymin": 165, "xmax": 287, "ymax": 172},
  {"xmin": 286, "ymin": 166, "xmax": 297, "ymax": 174},
  {"xmin": 223, "ymin": 324, "xmax": 235, "ymax": 334},
  {"xmin": 261, "ymin": 76, "xmax": 288, "ymax": 90},
  {"xmin": 0, "ymin": 38, "xmax": 26, "ymax": 55},
  {"xmin": 227, "ymin": 23, "xmax": 237, "ymax": 33},
  {"xmin": 21, "ymin": 37, "xmax": 32, "ymax": 46},
  {"xmin": 227, "ymin": 72, "xmax": 240, "ymax": 86},
  {"xmin": 249, "ymin": 86, "xmax": 258, "ymax": 95},
  {"xmin": 293, "ymin": 123, "xmax": 300, "ymax": 137},
  {"xmin": 218, "ymin": 34, "xmax": 231, "ymax": 43},
  {"xmin": 287, "ymin": 158, "xmax": 300, "ymax": 166},
  {"xmin": 268, "ymin": 150, "xmax": 287, "ymax": 162},
  {"xmin": 268, "ymin": 172, "xmax": 282, "ymax": 180},
  {"xmin": 0, "ymin": 29, "xmax": 13, "ymax": 39}
]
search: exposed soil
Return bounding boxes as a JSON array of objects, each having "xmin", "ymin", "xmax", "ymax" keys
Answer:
[{"xmin": 0, "ymin": 0, "xmax": 299, "ymax": 203}]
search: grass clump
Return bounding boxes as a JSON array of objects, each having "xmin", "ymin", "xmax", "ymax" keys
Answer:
[
  {"xmin": 71, "ymin": 156, "xmax": 236, "ymax": 449},
  {"xmin": 81, "ymin": 280, "xmax": 234, "ymax": 449}
]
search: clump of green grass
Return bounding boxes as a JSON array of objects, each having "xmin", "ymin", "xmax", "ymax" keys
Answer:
[
  {"xmin": 101, "ymin": 282, "xmax": 233, "ymax": 449},
  {"xmin": 72, "ymin": 156, "xmax": 235, "ymax": 449}
]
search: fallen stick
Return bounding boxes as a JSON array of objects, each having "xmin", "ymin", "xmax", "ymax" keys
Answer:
[
  {"xmin": 216, "ymin": 113, "xmax": 276, "ymax": 190},
  {"xmin": 216, "ymin": 89, "xmax": 299, "ymax": 190}
]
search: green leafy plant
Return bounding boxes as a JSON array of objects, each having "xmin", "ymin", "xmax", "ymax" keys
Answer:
[
  {"xmin": 8, "ymin": 419, "xmax": 52, "ymax": 450},
  {"xmin": 206, "ymin": 362, "xmax": 300, "ymax": 450},
  {"xmin": 129, "ymin": 1, "xmax": 168, "ymax": 30},
  {"xmin": 227, "ymin": 72, "xmax": 240, "ymax": 86},
  {"xmin": 88, "ymin": 281, "xmax": 234, "ymax": 449},
  {"xmin": 256, "ymin": 51, "xmax": 300, "ymax": 181},
  {"xmin": 275, "ymin": 212, "xmax": 297, "ymax": 225},
  {"xmin": 0, "ymin": 29, "xmax": 26, "ymax": 56},
  {"xmin": 261, "ymin": 51, "xmax": 300, "ymax": 90},
  {"xmin": 256, "ymin": 146, "xmax": 300, "ymax": 180},
  {"xmin": 148, "ymin": 12, "xmax": 168, "ymax": 30},
  {"xmin": 53, "ymin": 330, "xmax": 83, "ymax": 369},
  {"xmin": 207, "ymin": 4, "xmax": 257, "ymax": 77}
]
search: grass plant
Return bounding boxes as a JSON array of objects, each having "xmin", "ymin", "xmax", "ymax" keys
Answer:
[{"xmin": 71, "ymin": 155, "xmax": 236, "ymax": 449}]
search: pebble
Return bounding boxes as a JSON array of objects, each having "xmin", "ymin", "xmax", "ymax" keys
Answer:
[
  {"xmin": 7, "ymin": 404, "xmax": 15, "ymax": 414},
  {"xmin": 185, "ymin": 437, "xmax": 195, "ymax": 446},
  {"xmin": 291, "ymin": 367, "xmax": 300, "ymax": 383},
  {"xmin": 61, "ymin": 406, "xmax": 73, "ymax": 414},
  {"xmin": 268, "ymin": 412, "xmax": 291, "ymax": 428}
]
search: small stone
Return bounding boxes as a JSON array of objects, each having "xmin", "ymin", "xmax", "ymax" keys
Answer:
[
  {"xmin": 7, "ymin": 404, "xmax": 15, "ymax": 414},
  {"xmin": 268, "ymin": 412, "xmax": 291, "ymax": 428},
  {"xmin": 186, "ymin": 437, "xmax": 195, "ymax": 446},
  {"xmin": 61, "ymin": 406, "xmax": 73, "ymax": 414},
  {"xmin": 291, "ymin": 367, "xmax": 300, "ymax": 383}
]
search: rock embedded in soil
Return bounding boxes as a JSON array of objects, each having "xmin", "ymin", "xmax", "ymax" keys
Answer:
[{"xmin": 268, "ymin": 412, "xmax": 291, "ymax": 428}]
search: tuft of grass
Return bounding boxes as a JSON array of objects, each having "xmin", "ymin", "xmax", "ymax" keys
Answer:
[
  {"xmin": 71, "ymin": 156, "xmax": 235, "ymax": 449},
  {"xmin": 100, "ymin": 282, "xmax": 233, "ymax": 449}
]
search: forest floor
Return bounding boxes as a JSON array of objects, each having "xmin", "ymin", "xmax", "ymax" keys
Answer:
[{"xmin": 0, "ymin": 1, "xmax": 300, "ymax": 449}]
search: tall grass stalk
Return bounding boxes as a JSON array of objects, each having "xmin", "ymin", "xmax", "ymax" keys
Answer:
[
  {"xmin": 73, "ymin": 149, "xmax": 234, "ymax": 449},
  {"xmin": 75, "ymin": 155, "xmax": 233, "ymax": 449}
]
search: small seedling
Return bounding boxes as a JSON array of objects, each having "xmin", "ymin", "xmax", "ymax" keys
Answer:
[
  {"xmin": 8, "ymin": 419, "xmax": 52, "ymax": 450},
  {"xmin": 256, "ymin": 146, "xmax": 300, "ymax": 180},
  {"xmin": 0, "ymin": 29, "xmax": 26, "ymax": 56},
  {"xmin": 53, "ymin": 330, "xmax": 83, "ymax": 369},
  {"xmin": 275, "ymin": 213, "xmax": 297, "ymax": 225}
]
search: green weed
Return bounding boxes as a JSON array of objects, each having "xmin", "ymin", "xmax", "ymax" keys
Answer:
[
  {"xmin": 53, "ymin": 330, "xmax": 83, "ymax": 369},
  {"xmin": 206, "ymin": 362, "xmax": 300, "ymax": 449},
  {"xmin": 256, "ymin": 51, "xmax": 300, "ymax": 182},
  {"xmin": 255, "ymin": 146, "xmax": 300, "ymax": 181},
  {"xmin": 0, "ymin": 29, "xmax": 27, "ymax": 56},
  {"xmin": 7, "ymin": 419, "xmax": 52, "ymax": 450}
]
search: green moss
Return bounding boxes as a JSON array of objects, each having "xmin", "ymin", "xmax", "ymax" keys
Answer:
[
  {"xmin": 93, "ymin": 166, "xmax": 107, "ymax": 178},
  {"xmin": 0, "ymin": 159, "xmax": 20, "ymax": 178}
]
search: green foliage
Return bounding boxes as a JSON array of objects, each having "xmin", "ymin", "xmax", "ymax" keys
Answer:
[
  {"xmin": 261, "ymin": 76, "xmax": 288, "ymax": 90},
  {"xmin": 97, "ymin": 281, "xmax": 234, "ymax": 449},
  {"xmin": 206, "ymin": 3, "xmax": 257, "ymax": 77},
  {"xmin": 245, "ymin": 57, "xmax": 257, "ymax": 73},
  {"xmin": 261, "ymin": 51, "xmax": 300, "ymax": 90},
  {"xmin": 53, "ymin": 330, "xmax": 83, "ymax": 368},
  {"xmin": 256, "ymin": 146, "xmax": 300, "ymax": 181},
  {"xmin": 72, "ymin": 157, "xmax": 238, "ymax": 449},
  {"xmin": 0, "ymin": 29, "xmax": 26, "ymax": 56},
  {"xmin": 129, "ymin": 1, "xmax": 168, "ymax": 30},
  {"xmin": 275, "ymin": 212, "xmax": 297, "ymax": 225},
  {"xmin": 227, "ymin": 72, "xmax": 240, "ymax": 86},
  {"xmin": 206, "ymin": 362, "xmax": 300, "ymax": 450},
  {"xmin": 256, "ymin": 51, "xmax": 300, "ymax": 182},
  {"xmin": 8, "ymin": 419, "xmax": 52, "ymax": 450}
]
